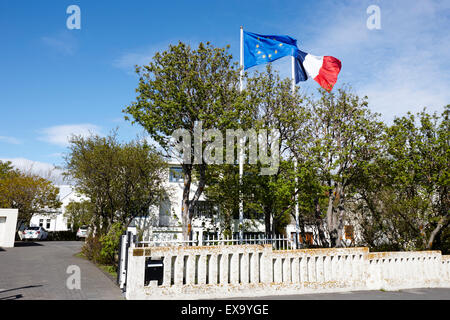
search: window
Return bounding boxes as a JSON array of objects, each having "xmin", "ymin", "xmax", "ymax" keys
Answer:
[
  {"xmin": 39, "ymin": 219, "xmax": 43, "ymax": 227},
  {"xmin": 46, "ymin": 219, "xmax": 51, "ymax": 229},
  {"xmin": 191, "ymin": 201, "xmax": 217, "ymax": 218},
  {"xmin": 169, "ymin": 167, "xmax": 184, "ymax": 183},
  {"xmin": 345, "ymin": 225, "xmax": 354, "ymax": 241}
]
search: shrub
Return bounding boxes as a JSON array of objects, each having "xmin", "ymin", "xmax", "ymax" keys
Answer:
[
  {"xmin": 81, "ymin": 235, "xmax": 104, "ymax": 264},
  {"xmin": 46, "ymin": 231, "xmax": 77, "ymax": 241},
  {"xmin": 99, "ymin": 222, "xmax": 125, "ymax": 266}
]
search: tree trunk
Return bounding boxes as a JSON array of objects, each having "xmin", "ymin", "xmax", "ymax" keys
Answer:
[
  {"xmin": 326, "ymin": 184, "xmax": 345, "ymax": 247},
  {"xmin": 426, "ymin": 216, "xmax": 447, "ymax": 249},
  {"xmin": 314, "ymin": 197, "xmax": 329, "ymax": 247},
  {"xmin": 181, "ymin": 166, "xmax": 192, "ymax": 242},
  {"xmin": 264, "ymin": 206, "xmax": 272, "ymax": 238}
]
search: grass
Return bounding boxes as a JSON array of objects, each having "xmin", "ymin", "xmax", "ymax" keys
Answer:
[{"xmin": 74, "ymin": 251, "xmax": 118, "ymax": 279}]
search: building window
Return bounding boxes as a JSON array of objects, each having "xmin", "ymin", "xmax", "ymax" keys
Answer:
[
  {"xmin": 169, "ymin": 167, "xmax": 184, "ymax": 183},
  {"xmin": 39, "ymin": 219, "xmax": 43, "ymax": 227},
  {"xmin": 345, "ymin": 225, "xmax": 354, "ymax": 241},
  {"xmin": 46, "ymin": 219, "xmax": 51, "ymax": 229},
  {"xmin": 192, "ymin": 201, "xmax": 217, "ymax": 218}
]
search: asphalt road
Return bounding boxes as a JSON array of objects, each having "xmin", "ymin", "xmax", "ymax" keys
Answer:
[
  {"xmin": 227, "ymin": 287, "xmax": 450, "ymax": 300},
  {"xmin": 0, "ymin": 241, "xmax": 124, "ymax": 300},
  {"xmin": 1, "ymin": 241, "xmax": 448, "ymax": 300}
]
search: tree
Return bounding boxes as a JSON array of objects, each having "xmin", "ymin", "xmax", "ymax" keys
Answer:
[
  {"xmin": 0, "ymin": 160, "xmax": 15, "ymax": 179},
  {"xmin": 242, "ymin": 65, "xmax": 303, "ymax": 237},
  {"xmin": 64, "ymin": 132, "xmax": 167, "ymax": 235},
  {"xmin": 124, "ymin": 41, "xmax": 245, "ymax": 241},
  {"xmin": 366, "ymin": 107, "xmax": 448, "ymax": 250},
  {"xmin": 289, "ymin": 87, "xmax": 384, "ymax": 247},
  {"xmin": 0, "ymin": 171, "xmax": 61, "ymax": 224},
  {"xmin": 64, "ymin": 200, "xmax": 94, "ymax": 231}
]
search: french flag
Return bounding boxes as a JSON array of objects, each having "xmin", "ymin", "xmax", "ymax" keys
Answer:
[{"xmin": 295, "ymin": 50, "xmax": 342, "ymax": 91}]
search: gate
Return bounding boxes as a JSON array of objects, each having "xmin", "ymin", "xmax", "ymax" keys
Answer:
[{"xmin": 117, "ymin": 231, "xmax": 135, "ymax": 291}]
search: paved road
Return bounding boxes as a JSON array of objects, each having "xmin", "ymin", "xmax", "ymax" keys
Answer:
[
  {"xmin": 228, "ymin": 287, "xmax": 450, "ymax": 300},
  {"xmin": 0, "ymin": 241, "xmax": 124, "ymax": 300}
]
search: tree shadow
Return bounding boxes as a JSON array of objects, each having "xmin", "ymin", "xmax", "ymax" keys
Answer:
[
  {"xmin": 0, "ymin": 285, "xmax": 43, "ymax": 298},
  {"xmin": 13, "ymin": 241, "xmax": 43, "ymax": 247},
  {"xmin": 0, "ymin": 294, "xmax": 23, "ymax": 300}
]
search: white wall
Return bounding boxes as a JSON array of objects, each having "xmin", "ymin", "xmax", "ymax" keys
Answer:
[
  {"xmin": 125, "ymin": 245, "xmax": 450, "ymax": 300},
  {"xmin": 29, "ymin": 185, "xmax": 86, "ymax": 231},
  {"xmin": 0, "ymin": 209, "xmax": 18, "ymax": 248}
]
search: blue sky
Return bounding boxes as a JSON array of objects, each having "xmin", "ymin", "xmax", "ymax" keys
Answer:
[{"xmin": 1, "ymin": 0, "xmax": 449, "ymax": 180}]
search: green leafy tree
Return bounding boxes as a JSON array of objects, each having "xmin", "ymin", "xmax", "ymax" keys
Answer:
[
  {"xmin": 64, "ymin": 132, "xmax": 167, "ymax": 235},
  {"xmin": 100, "ymin": 221, "xmax": 125, "ymax": 265},
  {"xmin": 0, "ymin": 160, "xmax": 15, "ymax": 179},
  {"xmin": 289, "ymin": 87, "xmax": 384, "ymax": 247},
  {"xmin": 124, "ymin": 42, "xmax": 245, "ymax": 241},
  {"xmin": 378, "ymin": 107, "xmax": 448, "ymax": 249},
  {"xmin": 0, "ymin": 171, "xmax": 61, "ymax": 224},
  {"xmin": 64, "ymin": 200, "xmax": 94, "ymax": 231}
]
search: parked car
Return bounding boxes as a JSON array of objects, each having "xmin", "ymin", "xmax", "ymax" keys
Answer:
[
  {"xmin": 76, "ymin": 226, "xmax": 89, "ymax": 240},
  {"xmin": 22, "ymin": 226, "xmax": 48, "ymax": 240}
]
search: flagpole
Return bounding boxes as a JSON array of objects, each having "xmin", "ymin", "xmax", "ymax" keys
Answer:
[
  {"xmin": 239, "ymin": 26, "xmax": 244, "ymax": 243},
  {"xmin": 291, "ymin": 56, "xmax": 300, "ymax": 249}
]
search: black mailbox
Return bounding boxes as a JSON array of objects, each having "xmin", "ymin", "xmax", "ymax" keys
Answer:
[{"xmin": 144, "ymin": 257, "xmax": 164, "ymax": 286}]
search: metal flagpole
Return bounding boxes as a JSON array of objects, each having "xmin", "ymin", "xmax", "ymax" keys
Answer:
[
  {"xmin": 291, "ymin": 56, "xmax": 300, "ymax": 249},
  {"xmin": 239, "ymin": 26, "xmax": 244, "ymax": 243}
]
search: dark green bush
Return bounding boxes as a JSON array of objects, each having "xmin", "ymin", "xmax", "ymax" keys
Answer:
[
  {"xmin": 81, "ymin": 235, "xmax": 105, "ymax": 264},
  {"xmin": 46, "ymin": 231, "xmax": 77, "ymax": 241}
]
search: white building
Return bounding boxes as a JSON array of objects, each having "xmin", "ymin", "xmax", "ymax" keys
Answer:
[
  {"xmin": 135, "ymin": 162, "xmax": 304, "ymax": 243},
  {"xmin": 30, "ymin": 185, "xmax": 85, "ymax": 231}
]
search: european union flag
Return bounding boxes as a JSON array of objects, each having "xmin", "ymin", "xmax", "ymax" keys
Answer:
[{"xmin": 243, "ymin": 31, "xmax": 308, "ymax": 83}]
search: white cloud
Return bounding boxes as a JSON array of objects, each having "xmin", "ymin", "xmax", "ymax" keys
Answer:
[
  {"xmin": 0, "ymin": 136, "xmax": 22, "ymax": 145},
  {"xmin": 290, "ymin": 0, "xmax": 450, "ymax": 122},
  {"xmin": 39, "ymin": 123, "xmax": 102, "ymax": 147},
  {"xmin": 0, "ymin": 157, "xmax": 66, "ymax": 184}
]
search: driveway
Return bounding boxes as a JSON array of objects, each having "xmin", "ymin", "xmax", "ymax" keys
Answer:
[{"xmin": 0, "ymin": 241, "xmax": 124, "ymax": 300}]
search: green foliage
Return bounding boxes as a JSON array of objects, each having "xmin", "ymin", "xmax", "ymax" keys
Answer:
[
  {"xmin": 100, "ymin": 222, "xmax": 125, "ymax": 265},
  {"xmin": 122, "ymin": 39, "xmax": 448, "ymax": 251},
  {"xmin": 124, "ymin": 41, "xmax": 246, "ymax": 240},
  {"xmin": 64, "ymin": 200, "xmax": 94, "ymax": 231},
  {"xmin": 64, "ymin": 131, "xmax": 167, "ymax": 235},
  {"xmin": 0, "ymin": 160, "xmax": 15, "ymax": 179},
  {"xmin": 46, "ymin": 231, "xmax": 77, "ymax": 241},
  {"xmin": 81, "ymin": 222, "xmax": 125, "ymax": 266},
  {"xmin": 354, "ymin": 106, "xmax": 449, "ymax": 250},
  {"xmin": 81, "ymin": 235, "xmax": 104, "ymax": 263},
  {"xmin": 0, "ymin": 169, "xmax": 61, "ymax": 224}
]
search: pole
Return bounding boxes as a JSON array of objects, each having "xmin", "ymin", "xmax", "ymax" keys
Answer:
[
  {"xmin": 291, "ymin": 56, "xmax": 300, "ymax": 248},
  {"xmin": 239, "ymin": 26, "xmax": 244, "ymax": 242},
  {"xmin": 291, "ymin": 56, "xmax": 296, "ymax": 93}
]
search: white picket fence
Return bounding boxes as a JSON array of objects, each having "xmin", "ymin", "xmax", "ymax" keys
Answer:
[{"xmin": 136, "ymin": 234, "xmax": 296, "ymax": 250}]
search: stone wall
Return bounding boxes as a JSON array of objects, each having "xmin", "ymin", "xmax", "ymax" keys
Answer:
[{"xmin": 125, "ymin": 244, "xmax": 450, "ymax": 300}]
